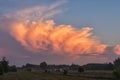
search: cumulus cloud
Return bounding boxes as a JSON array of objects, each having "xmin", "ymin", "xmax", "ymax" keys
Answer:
[
  {"xmin": 10, "ymin": 20, "xmax": 107, "ymax": 56},
  {"xmin": 1, "ymin": 0, "xmax": 108, "ymax": 57},
  {"xmin": 114, "ymin": 45, "xmax": 120, "ymax": 55}
]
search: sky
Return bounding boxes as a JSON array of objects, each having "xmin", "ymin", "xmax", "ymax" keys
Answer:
[{"xmin": 0, "ymin": 0, "xmax": 120, "ymax": 66}]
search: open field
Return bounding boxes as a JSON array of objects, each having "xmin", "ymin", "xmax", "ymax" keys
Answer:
[{"xmin": 0, "ymin": 71, "xmax": 114, "ymax": 80}]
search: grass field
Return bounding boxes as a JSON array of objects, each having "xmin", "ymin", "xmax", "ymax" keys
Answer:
[{"xmin": 0, "ymin": 71, "xmax": 114, "ymax": 80}]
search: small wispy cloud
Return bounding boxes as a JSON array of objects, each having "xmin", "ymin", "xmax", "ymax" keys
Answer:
[{"xmin": 4, "ymin": 0, "xmax": 67, "ymax": 22}]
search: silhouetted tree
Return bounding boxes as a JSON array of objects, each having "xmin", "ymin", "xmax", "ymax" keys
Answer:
[
  {"xmin": 114, "ymin": 57, "xmax": 120, "ymax": 69},
  {"xmin": 1, "ymin": 57, "xmax": 9, "ymax": 73},
  {"xmin": 113, "ymin": 69, "xmax": 120, "ymax": 79},
  {"xmin": 40, "ymin": 62, "xmax": 47, "ymax": 70},
  {"xmin": 0, "ymin": 62, "xmax": 3, "ymax": 75},
  {"xmin": 113, "ymin": 57, "xmax": 120, "ymax": 79},
  {"xmin": 70, "ymin": 63, "xmax": 79, "ymax": 70},
  {"xmin": 78, "ymin": 66, "xmax": 84, "ymax": 73}
]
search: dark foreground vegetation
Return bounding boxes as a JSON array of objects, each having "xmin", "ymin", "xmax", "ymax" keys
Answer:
[
  {"xmin": 0, "ymin": 71, "xmax": 113, "ymax": 80},
  {"xmin": 1, "ymin": 57, "xmax": 120, "ymax": 80},
  {"xmin": 0, "ymin": 57, "xmax": 17, "ymax": 75}
]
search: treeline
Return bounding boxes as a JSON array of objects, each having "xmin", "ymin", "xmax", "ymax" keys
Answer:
[
  {"xmin": 0, "ymin": 57, "xmax": 17, "ymax": 75},
  {"xmin": 22, "ymin": 62, "xmax": 84, "ymax": 75},
  {"xmin": 22, "ymin": 62, "xmax": 113, "ymax": 71},
  {"xmin": 21, "ymin": 58, "xmax": 120, "ymax": 79},
  {"xmin": 1, "ymin": 56, "xmax": 120, "ymax": 79},
  {"xmin": 83, "ymin": 63, "xmax": 113, "ymax": 70}
]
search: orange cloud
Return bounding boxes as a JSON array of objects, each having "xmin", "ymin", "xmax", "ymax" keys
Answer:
[
  {"xmin": 114, "ymin": 45, "xmax": 120, "ymax": 55},
  {"xmin": 4, "ymin": 1, "xmax": 107, "ymax": 57},
  {"xmin": 10, "ymin": 20, "xmax": 107, "ymax": 56}
]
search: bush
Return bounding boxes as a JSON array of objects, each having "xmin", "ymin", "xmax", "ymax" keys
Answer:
[
  {"xmin": 9, "ymin": 65, "xmax": 17, "ymax": 72},
  {"xmin": 78, "ymin": 66, "xmax": 84, "ymax": 73},
  {"xmin": 44, "ymin": 69, "xmax": 48, "ymax": 73},
  {"xmin": 63, "ymin": 69, "xmax": 68, "ymax": 75},
  {"xmin": 26, "ymin": 68, "xmax": 32, "ymax": 72},
  {"xmin": 113, "ymin": 68, "xmax": 120, "ymax": 79},
  {"xmin": 0, "ymin": 65, "xmax": 3, "ymax": 75},
  {"xmin": 113, "ymin": 58, "xmax": 120, "ymax": 79}
]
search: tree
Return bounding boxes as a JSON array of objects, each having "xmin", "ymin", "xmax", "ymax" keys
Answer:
[
  {"xmin": 0, "ymin": 62, "xmax": 3, "ymax": 75},
  {"xmin": 113, "ymin": 57, "xmax": 120, "ymax": 79},
  {"xmin": 78, "ymin": 66, "xmax": 84, "ymax": 73},
  {"xmin": 114, "ymin": 57, "xmax": 120, "ymax": 69},
  {"xmin": 70, "ymin": 63, "xmax": 79, "ymax": 70},
  {"xmin": 113, "ymin": 69, "xmax": 120, "ymax": 79},
  {"xmin": 40, "ymin": 62, "xmax": 47, "ymax": 70},
  {"xmin": 1, "ymin": 57, "xmax": 9, "ymax": 73}
]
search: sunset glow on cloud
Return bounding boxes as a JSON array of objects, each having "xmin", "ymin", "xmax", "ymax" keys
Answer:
[
  {"xmin": 114, "ymin": 45, "xmax": 120, "ymax": 55},
  {"xmin": 10, "ymin": 20, "xmax": 107, "ymax": 56},
  {"xmin": 5, "ymin": 1, "xmax": 107, "ymax": 57}
]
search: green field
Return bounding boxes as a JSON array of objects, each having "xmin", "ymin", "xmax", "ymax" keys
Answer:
[{"xmin": 0, "ymin": 71, "xmax": 114, "ymax": 80}]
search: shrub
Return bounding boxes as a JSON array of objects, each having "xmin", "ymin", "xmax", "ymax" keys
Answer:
[
  {"xmin": 44, "ymin": 69, "xmax": 48, "ymax": 73},
  {"xmin": 113, "ymin": 58, "xmax": 120, "ymax": 79},
  {"xmin": 0, "ymin": 65, "xmax": 3, "ymax": 75},
  {"xmin": 63, "ymin": 69, "xmax": 68, "ymax": 75},
  {"xmin": 27, "ymin": 68, "xmax": 32, "ymax": 72},
  {"xmin": 113, "ymin": 68, "xmax": 120, "ymax": 79},
  {"xmin": 78, "ymin": 66, "xmax": 84, "ymax": 73},
  {"xmin": 9, "ymin": 65, "xmax": 17, "ymax": 72}
]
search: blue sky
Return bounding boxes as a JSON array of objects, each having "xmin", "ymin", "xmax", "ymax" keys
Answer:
[{"xmin": 0, "ymin": 0, "xmax": 120, "ymax": 66}]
